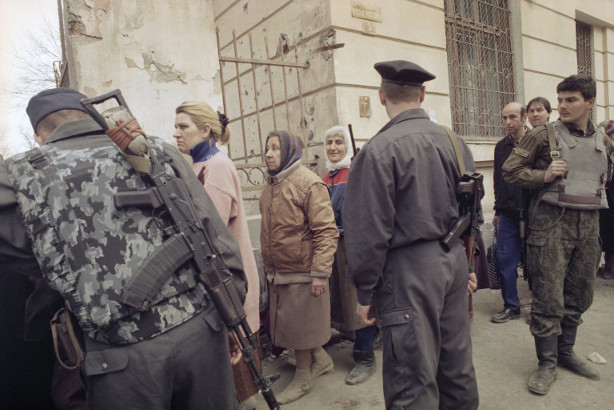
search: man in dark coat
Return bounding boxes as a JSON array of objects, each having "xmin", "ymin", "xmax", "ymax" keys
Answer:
[
  {"xmin": 491, "ymin": 101, "xmax": 528, "ymax": 323},
  {"xmin": 343, "ymin": 60, "xmax": 479, "ymax": 409}
]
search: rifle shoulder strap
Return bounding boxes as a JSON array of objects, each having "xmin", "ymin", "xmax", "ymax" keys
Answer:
[
  {"xmin": 441, "ymin": 125, "xmax": 466, "ymax": 174},
  {"xmin": 530, "ymin": 122, "xmax": 559, "ymax": 218}
]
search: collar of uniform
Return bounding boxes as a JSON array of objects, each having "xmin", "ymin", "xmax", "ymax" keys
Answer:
[
  {"xmin": 378, "ymin": 108, "xmax": 428, "ymax": 135},
  {"xmin": 44, "ymin": 118, "xmax": 105, "ymax": 145},
  {"xmin": 559, "ymin": 118, "xmax": 596, "ymax": 137}
]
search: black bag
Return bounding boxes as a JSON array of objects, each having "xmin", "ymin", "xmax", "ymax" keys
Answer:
[{"xmin": 487, "ymin": 228, "xmax": 502, "ymax": 290}]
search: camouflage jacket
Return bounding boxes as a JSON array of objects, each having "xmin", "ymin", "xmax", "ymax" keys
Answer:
[
  {"xmin": 502, "ymin": 120, "xmax": 614, "ymax": 190},
  {"xmin": 1, "ymin": 118, "xmax": 246, "ymax": 344}
]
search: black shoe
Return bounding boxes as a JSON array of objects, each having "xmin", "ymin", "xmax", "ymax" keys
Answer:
[
  {"xmin": 491, "ymin": 308, "xmax": 520, "ymax": 323},
  {"xmin": 601, "ymin": 266, "xmax": 614, "ymax": 280}
]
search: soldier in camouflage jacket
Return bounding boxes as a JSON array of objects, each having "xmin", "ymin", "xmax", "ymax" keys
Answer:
[{"xmin": 0, "ymin": 88, "xmax": 246, "ymax": 409}]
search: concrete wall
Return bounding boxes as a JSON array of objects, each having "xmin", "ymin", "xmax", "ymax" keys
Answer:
[
  {"xmin": 61, "ymin": 0, "xmax": 614, "ymax": 241},
  {"xmin": 518, "ymin": 0, "xmax": 614, "ymax": 120},
  {"xmin": 61, "ymin": 0, "xmax": 222, "ymax": 139}
]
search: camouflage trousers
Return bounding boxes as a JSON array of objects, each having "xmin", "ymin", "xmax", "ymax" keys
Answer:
[{"xmin": 526, "ymin": 202, "xmax": 600, "ymax": 338}]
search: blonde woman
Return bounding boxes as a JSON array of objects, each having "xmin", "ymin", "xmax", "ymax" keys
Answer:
[{"xmin": 173, "ymin": 101, "xmax": 261, "ymax": 408}]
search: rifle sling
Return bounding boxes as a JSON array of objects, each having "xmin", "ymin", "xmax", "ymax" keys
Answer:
[
  {"xmin": 442, "ymin": 125, "xmax": 466, "ymax": 175},
  {"xmin": 50, "ymin": 308, "xmax": 85, "ymax": 370},
  {"xmin": 529, "ymin": 122, "xmax": 558, "ymax": 218},
  {"xmin": 121, "ymin": 233, "xmax": 194, "ymax": 311}
]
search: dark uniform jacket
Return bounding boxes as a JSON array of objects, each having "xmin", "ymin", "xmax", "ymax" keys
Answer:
[
  {"xmin": 493, "ymin": 134, "xmax": 524, "ymax": 221},
  {"xmin": 343, "ymin": 108, "xmax": 475, "ymax": 307}
]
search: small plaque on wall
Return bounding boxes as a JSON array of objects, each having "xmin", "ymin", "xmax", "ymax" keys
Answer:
[
  {"xmin": 362, "ymin": 21, "xmax": 376, "ymax": 35},
  {"xmin": 359, "ymin": 96, "xmax": 372, "ymax": 118},
  {"xmin": 351, "ymin": 2, "xmax": 382, "ymax": 23}
]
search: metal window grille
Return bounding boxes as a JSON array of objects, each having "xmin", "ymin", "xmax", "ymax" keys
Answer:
[
  {"xmin": 216, "ymin": 30, "xmax": 311, "ymax": 190},
  {"xmin": 576, "ymin": 21, "xmax": 593, "ymax": 75},
  {"xmin": 444, "ymin": 0, "xmax": 515, "ymax": 138},
  {"xmin": 576, "ymin": 21, "xmax": 593, "ymax": 120}
]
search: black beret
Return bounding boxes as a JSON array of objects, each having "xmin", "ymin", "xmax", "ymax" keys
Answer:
[
  {"xmin": 374, "ymin": 60, "xmax": 436, "ymax": 86},
  {"xmin": 26, "ymin": 87, "xmax": 89, "ymax": 132}
]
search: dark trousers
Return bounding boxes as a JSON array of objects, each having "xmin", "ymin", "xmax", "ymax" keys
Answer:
[
  {"xmin": 378, "ymin": 240, "xmax": 479, "ymax": 410},
  {"xmin": 353, "ymin": 325, "xmax": 377, "ymax": 352},
  {"xmin": 84, "ymin": 303, "xmax": 238, "ymax": 410},
  {"xmin": 497, "ymin": 214, "xmax": 521, "ymax": 310}
]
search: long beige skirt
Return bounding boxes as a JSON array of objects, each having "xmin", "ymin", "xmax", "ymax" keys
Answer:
[{"xmin": 269, "ymin": 282, "xmax": 331, "ymax": 350}]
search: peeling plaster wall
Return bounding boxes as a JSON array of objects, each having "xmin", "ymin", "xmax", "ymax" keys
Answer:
[
  {"xmin": 215, "ymin": 0, "xmax": 335, "ymax": 164},
  {"xmin": 62, "ymin": 0, "xmax": 221, "ymax": 140},
  {"xmin": 329, "ymin": 0, "xmax": 450, "ymax": 148},
  {"xmin": 215, "ymin": 0, "xmax": 336, "ymax": 224},
  {"xmin": 61, "ymin": 0, "xmax": 614, "ymax": 224}
]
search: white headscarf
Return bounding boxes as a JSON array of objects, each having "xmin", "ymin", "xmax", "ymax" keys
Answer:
[{"xmin": 323, "ymin": 125, "xmax": 353, "ymax": 171}]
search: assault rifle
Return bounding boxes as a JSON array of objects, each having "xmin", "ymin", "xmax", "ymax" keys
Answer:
[
  {"xmin": 519, "ymin": 189, "xmax": 530, "ymax": 288},
  {"xmin": 348, "ymin": 124, "xmax": 358, "ymax": 157},
  {"xmin": 441, "ymin": 171, "xmax": 484, "ymax": 262},
  {"xmin": 80, "ymin": 90, "xmax": 280, "ymax": 410}
]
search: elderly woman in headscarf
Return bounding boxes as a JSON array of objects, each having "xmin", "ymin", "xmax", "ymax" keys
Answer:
[
  {"xmin": 321, "ymin": 126, "xmax": 379, "ymax": 385},
  {"xmin": 259, "ymin": 130, "xmax": 338, "ymax": 404},
  {"xmin": 598, "ymin": 119, "xmax": 614, "ymax": 279}
]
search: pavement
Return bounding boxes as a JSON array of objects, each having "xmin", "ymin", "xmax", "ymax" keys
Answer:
[{"xmin": 251, "ymin": 264, "xmax": 614, "ymax": 409}]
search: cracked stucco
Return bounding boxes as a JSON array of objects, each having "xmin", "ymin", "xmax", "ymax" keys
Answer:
[
  {"xmin": 124, "ymin": 51, "xmax": 187, "ymax": 84},
  {"xmin": 67, "ymin": 0, "xmax": 111, "ymax": 40}
]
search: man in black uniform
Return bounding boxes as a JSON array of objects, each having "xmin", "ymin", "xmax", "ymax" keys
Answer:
[{"xmin": 343, "ymin": 61, "xmax": 479, "ymax": 409}]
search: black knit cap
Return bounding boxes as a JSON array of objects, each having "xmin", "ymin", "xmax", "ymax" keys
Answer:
[
  {"xmin": 374, "ymin": 60, "xmax": 436, "ymax": 86},
  {"xmin": 26, "ymin": 87, "xmax": 89, "ymax": 132}
]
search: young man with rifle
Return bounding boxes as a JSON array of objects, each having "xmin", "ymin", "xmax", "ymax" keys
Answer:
[{"xmin": 503, "ymin": 75, "xmax": 610, "ymax": 395}]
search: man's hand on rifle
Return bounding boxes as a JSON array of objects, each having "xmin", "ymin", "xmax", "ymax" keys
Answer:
[
  {"xmin": 228, "ymin": 332, "xmax": 243, "ymax": 365},
  {"xmin": 467, "ymin": 272, "xmax": 477, "ymax": 295},
  {"xmin": 311, "ymin": 277, "xmax": 328, "ymax": 297},
  {"xmin": 492, "ymin": 215, "xmax": 500, "ymax": 229},
  {"xmin": 544, "ymin": 159, "xmax": 567, "ymax": 183}
]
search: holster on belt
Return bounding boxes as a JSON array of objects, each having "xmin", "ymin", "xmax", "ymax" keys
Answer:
[{"xmin": 50, "ymin": 308, "xmax": 85, "ymax": 370}]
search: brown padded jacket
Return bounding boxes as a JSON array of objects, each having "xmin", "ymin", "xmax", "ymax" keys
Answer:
[{"xmin": 259, "ymin": 161, "xmax": 338, "ymax": 284}]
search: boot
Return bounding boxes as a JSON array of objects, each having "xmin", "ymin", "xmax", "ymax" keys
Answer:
[
  {"xmin": 557, "ymin": 325, "xmax": 600, "ymax": 380},
  {"xmin": 311, "ymin": 348, "xmax": 334, "ymax": 379},
  {"xmin": 345, "ymin": 349, "xmax": 376, "ymax": 385},
  {"xmin": 276, "ymin": 367, "xmax": 313, "ymax": 405},
  {"xmin": 527, "ymin": 335, "xmax": 558, "ymax": 395},
  {"xmin": 601, "ymin": 266, "xmax": 614, "ymax": 280}
]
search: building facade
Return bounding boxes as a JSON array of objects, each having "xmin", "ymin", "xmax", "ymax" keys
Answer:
[{"xmin": 57, "ymin": 0, "xmax": 614, "ymax": 239}]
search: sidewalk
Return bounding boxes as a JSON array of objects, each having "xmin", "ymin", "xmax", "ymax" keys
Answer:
[{"xmin": 252, "ymin": 275, "xmax": 614, "ymax": 409}]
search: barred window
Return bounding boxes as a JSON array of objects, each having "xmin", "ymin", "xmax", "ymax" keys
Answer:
[
  {"xmin": 576, "ymin": 21, "xmax": 593, "ymax": 75},
  {"xmin": 576, "ymin": 21, "xmax": 593, "ymax": 119},
  {"xmin": 444, "ymin": 0, "xmax": 515, "ymax": 138}
]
